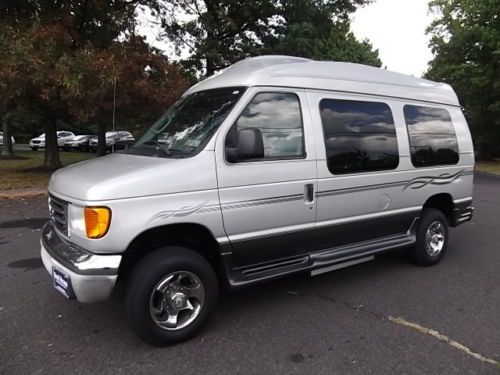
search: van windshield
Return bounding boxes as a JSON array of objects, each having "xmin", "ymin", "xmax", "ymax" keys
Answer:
[{"xmin": 126, "ymin": 87, "xmax": 246, "ymax": 158}]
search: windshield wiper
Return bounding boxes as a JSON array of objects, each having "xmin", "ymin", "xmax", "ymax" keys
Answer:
[{"xmin": 141, "ymin": 140, "xmax": 173, "ymax": 156}]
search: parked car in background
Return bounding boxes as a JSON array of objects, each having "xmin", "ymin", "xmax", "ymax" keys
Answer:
[
  {"xmin": 89, "ymin": 131, "xmax": 135, "ymax": 152},
  {"xmin": 63, "ymin": 135, "xmax": 96, "ymax": 152},
  {"xmin": 0, "ymin": 132, "xmax": 16, "ymax": 146},
  {"xmin": 30, "ymin": 131, "xmax": 75, "ymax": 150}
]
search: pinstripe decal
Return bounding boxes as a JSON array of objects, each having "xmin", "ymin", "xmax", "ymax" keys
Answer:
[
  {"xmin": 317, "ymin": 169, "xmax": 473, "ymax": 197},
  {"xmin": 150, "ymin": 194, "xmax": 304, "ymax": 222},
  {"xmin": 150, "ymin": 169, "xmax": 473, "ymax": 222},
  {"xmin": 403, "ymin": 169, "xmax": 472, "ymax": 190},
  {"xmin": 221, "ymin": 194, "xmax": 304, "ymax": 211},
  {"xmin": 316, "ymin": 181, "xmax": 408, "ymax": 197}
]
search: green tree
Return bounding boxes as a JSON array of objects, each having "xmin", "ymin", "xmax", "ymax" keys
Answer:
[
  {"xmin": 0, "ymin": 25, "xmax": 26, "ymax": 157},
  {"xmin": 0, "ymin": 0, "xmax": 149, "ymax": 165},
  {"xmin": 425, "ymin": 0, "xmax": 500, "ymax": 159},
  {"xmin": 159, "ymin": 0, "xmax": 379, "ymax": 77},
  {"xmin": 0, "ymin": 1, "xmax": 187, "ymax": 166},
  {"xmin": 159, "ymin": 0, "xmax": 276, "ymax": 76},
  {"xmin": 69, "ymin": 37, "xmax": 188, "ymax": 156},
  {"xmin": 262, "ymin": 0, "xmax": 381, "ymax": 66}
]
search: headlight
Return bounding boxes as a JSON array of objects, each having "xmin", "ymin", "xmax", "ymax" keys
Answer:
[
  {"xmin": 68, "ymin": 204, "xmax": 86, "ymax": 237},
  {"xmin": 68, "ymin": 205, "xmax": 111, "ymax": 239}
]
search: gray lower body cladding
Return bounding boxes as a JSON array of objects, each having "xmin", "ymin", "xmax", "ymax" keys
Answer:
[{"xmin": 221, "ymin": 210, "xmax": 421, "ymax": 288}]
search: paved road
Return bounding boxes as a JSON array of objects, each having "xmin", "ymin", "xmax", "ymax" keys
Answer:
[{"xmin": 1, "ymin": 174, "xmax": 499, "ymax": 374}]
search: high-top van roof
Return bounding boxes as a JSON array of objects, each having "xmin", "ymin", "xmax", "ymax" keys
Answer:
[{"xmin": 185, "ymin": 55, "xmax": 460, "ymax": 107}]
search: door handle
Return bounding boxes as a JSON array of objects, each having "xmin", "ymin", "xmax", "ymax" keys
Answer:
[{"xmin": 305, "ymin": 183, "xmax": 314, "ymax": 203}]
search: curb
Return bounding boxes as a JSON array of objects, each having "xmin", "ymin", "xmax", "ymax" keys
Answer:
[{"xmin": 0, "ymin": 188, "xmax": 47, "ymax": 200}]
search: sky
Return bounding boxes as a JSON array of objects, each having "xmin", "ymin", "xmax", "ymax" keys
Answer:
[
  {"xmin": 351, "ymin": 0, "xmax": 436, "ymax": 77},
  {"xmin": 137, "ymin": 0, "xmax": 437, "ymax": 78}
]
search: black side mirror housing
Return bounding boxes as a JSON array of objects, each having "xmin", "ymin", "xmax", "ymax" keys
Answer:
[{"xmin": 226, "ymin": 128, "xmax": 264, "ymax": 162}]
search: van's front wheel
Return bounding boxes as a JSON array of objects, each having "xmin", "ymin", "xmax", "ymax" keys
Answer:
[
  {"xmin": 124, "ymin": 247, "xmax": 218, "ymax": 346},
  {"xmin": 410, "ymin": 208, "xmax": 449, "ymax": 266}
]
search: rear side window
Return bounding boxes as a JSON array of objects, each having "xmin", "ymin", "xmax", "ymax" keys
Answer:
[
  {"xmin": 234, "ymin": 92, "xmax": 304, "ymax": 159},
  {"xmin": 404, "ymin": 105, "xmax": 459, "ymax": 167},
  {"xmin": 319, "ymin": 99, "xmax": 399, "ymax": 174}
]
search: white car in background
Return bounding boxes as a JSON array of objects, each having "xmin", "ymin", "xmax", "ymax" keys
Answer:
[
  {"xmin": 0, "ymin": 132, "xmax": 16, "ymax": 146},
  {"xmin": 29, "ymin": 131, "xmax": 75, "ymax": 150},
  {"xmin": 89, "ymin": 131, "xmax": 135, "ymax": 152}
]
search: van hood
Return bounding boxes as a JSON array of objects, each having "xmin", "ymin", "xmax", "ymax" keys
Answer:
[{"xmin": 48, "ymin": 152, "xmax": 217, "ymax": 202}]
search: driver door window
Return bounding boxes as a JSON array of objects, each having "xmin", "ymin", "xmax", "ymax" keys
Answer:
[{"xmin": 229, "ymin": 92, "xmax": 305, "ymax": 161}]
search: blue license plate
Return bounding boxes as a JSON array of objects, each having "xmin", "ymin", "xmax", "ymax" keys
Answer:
[{"xmin": 52, "ymin": 268, "xmax": 74, "ymax": 299}]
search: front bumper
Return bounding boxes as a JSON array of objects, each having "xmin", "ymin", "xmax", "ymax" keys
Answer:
[{"xmin": 40, "ymin": 222, "xmax": 122, "ymax": 303}]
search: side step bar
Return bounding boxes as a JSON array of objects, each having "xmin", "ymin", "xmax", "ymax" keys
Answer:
[
  {"xmin": 224, "ymin": 233, "xmax": 415, "ymax": 288},
  {"xmin": 311, "ymin": 256, "xmax": 374, "ymax": 276}
]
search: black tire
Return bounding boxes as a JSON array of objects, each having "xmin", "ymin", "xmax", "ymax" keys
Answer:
[
  {"xmin": 124, "ymin": 246, "xmax": 218, "ymax": 346},
  {"xmin": 31, "ymin": 147, "xmax": 38, "ymax": 151},
  {"xmin": 410, "ymin": 208, "xmax": 449, "ymax": 266}
]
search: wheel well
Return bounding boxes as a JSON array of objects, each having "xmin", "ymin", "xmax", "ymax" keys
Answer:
[
  {"xmin": 423, "ymin": 193, "xmax": 454, "ymax": 223},
  {"xmin": 118, "ymin": 223, "xmax": 222, "ymax": 281}
]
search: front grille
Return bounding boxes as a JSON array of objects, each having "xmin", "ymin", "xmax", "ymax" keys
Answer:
[{"xmin": 49, "ymin": 194, "xmax": 68, "ymax": 235}]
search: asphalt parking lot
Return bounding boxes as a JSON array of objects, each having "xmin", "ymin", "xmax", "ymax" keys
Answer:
[{"xmin": 1, "ymin": 173, "xmax": 499, "ymax": 374}]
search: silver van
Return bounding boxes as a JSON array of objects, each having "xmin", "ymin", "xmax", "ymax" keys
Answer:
[{"xmin": 41, "ymin": 56, "xmax": 474, "ymax": 346}]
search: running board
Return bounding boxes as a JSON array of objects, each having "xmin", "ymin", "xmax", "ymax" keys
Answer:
[
  {"xmin": 223, "ymin": 233, "xmax": 415, "ymax": 289},
  {"xmin": 311, "ymin": 256, "xmax": 374, "ymax": 276}
]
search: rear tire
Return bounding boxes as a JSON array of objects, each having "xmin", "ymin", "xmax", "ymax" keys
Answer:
[
  {"xmin": 410, "ymin": 208, "xmax": 449, "ymax": 266},
  {"xmin": 124, "ymin": 246, "xmax": 218, "ymax": 346}
]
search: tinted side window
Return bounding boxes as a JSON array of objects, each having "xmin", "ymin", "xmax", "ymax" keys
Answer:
[
  {"xmin": 404, "ymin": 105, "xmax": 459, "ymax": 167},
  {"xmin": 233, "ymin": 92, "xmax": 304, "ymax": 159},
  {"xmin": 319, "ymin": 99, "xmax": 399, "ymax": 174}
]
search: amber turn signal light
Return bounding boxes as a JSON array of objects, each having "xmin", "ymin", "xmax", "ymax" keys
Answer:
[{"xmin": 84, "ymin": 207, "xmax": 111, "ymax": 239}]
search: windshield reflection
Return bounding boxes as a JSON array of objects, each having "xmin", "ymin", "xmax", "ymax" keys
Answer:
[{"xmin": 127, "ymin": 87, "xmax": 246, "ymax": 158}]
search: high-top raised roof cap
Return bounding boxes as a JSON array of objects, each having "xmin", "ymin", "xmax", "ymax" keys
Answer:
[{"xmin": 185, "ymin": 55, "xmax": 460, "ymax": 106}]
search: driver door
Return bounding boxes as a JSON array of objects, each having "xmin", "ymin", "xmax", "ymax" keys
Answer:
[{"xmin": 216, "ymin": 88, "xmax": 318, "ymax": 268}]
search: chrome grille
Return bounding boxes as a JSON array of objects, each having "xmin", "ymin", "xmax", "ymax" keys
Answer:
[{"xmin": 49, "ymin": 194, "xmax": 68, "ymax": 235}]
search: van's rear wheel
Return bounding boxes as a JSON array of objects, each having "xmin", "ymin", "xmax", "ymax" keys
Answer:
[
  {"xmin": 410, "ymin": 208, "xmax": 449, "ymax": 266},
  {"xmin": 124, "ymin": 246, "xmax": 218, "ymax": 346}
]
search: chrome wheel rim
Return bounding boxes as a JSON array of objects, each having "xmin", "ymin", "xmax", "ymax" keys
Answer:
[
  {"xmin": 149, "ymin": 271, "xmax": 205, "ymax": 331},
  {"xmin": 425, "ymin": 220, "xmax": 445, "ymax": 256}
]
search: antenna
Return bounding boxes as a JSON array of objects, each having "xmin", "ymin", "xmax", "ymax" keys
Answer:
[{"xmin": 112, "ymin": 76, "xmax": 117, "ymax": 153}]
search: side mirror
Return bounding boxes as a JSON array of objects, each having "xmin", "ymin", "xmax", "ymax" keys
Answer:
[{"xmin": 226, "ymin": 128, "xmax": 264, "ymax": 163}]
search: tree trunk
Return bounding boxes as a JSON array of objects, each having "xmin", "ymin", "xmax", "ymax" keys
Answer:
[
  {"xmin": 206, "ymin": 58, "xmax": 216, "ymax": 77},
  {"xmin": 1, "ymin": 116, "xmax": 14, "ymax": 157},
  {"xmin": 44, "ymin": 115, "xmax": 62, "ymax": 169},
  {"xmin": 97, "ymin": 122, "xmax": 107, "ymax": 157}
]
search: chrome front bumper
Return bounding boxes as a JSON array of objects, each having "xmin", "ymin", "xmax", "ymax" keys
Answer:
[{"xmin": 40, "ymin": 222, "xmax": 122, "ymax": 303}]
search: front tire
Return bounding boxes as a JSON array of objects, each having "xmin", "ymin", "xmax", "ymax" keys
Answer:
[
  {"xmin": 410, "ymin": 208, "xmax": 449, "ymax": 266},
  {"xmin": 124, "ymin": 246, "xmax": 218, "ymax": 346}
]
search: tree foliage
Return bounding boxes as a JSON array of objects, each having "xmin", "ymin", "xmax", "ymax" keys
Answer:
[
  {"xmin": 425, "ymin": 0, "xmax": 500, "ymax": 158},
  {"xmin": 1, "ymin": 0, "xmax": 381, "ymax": 169},
  {"xmin": 0, "ymin": 1, "xmax": 188, "ymax": 166},
  {"xmin": 262, "ymin": 0, "xmax": 381, "ymax": 66},
  {"xmin": 159, "ymin": 0, "xmax": 380, "ymax": 77}
]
